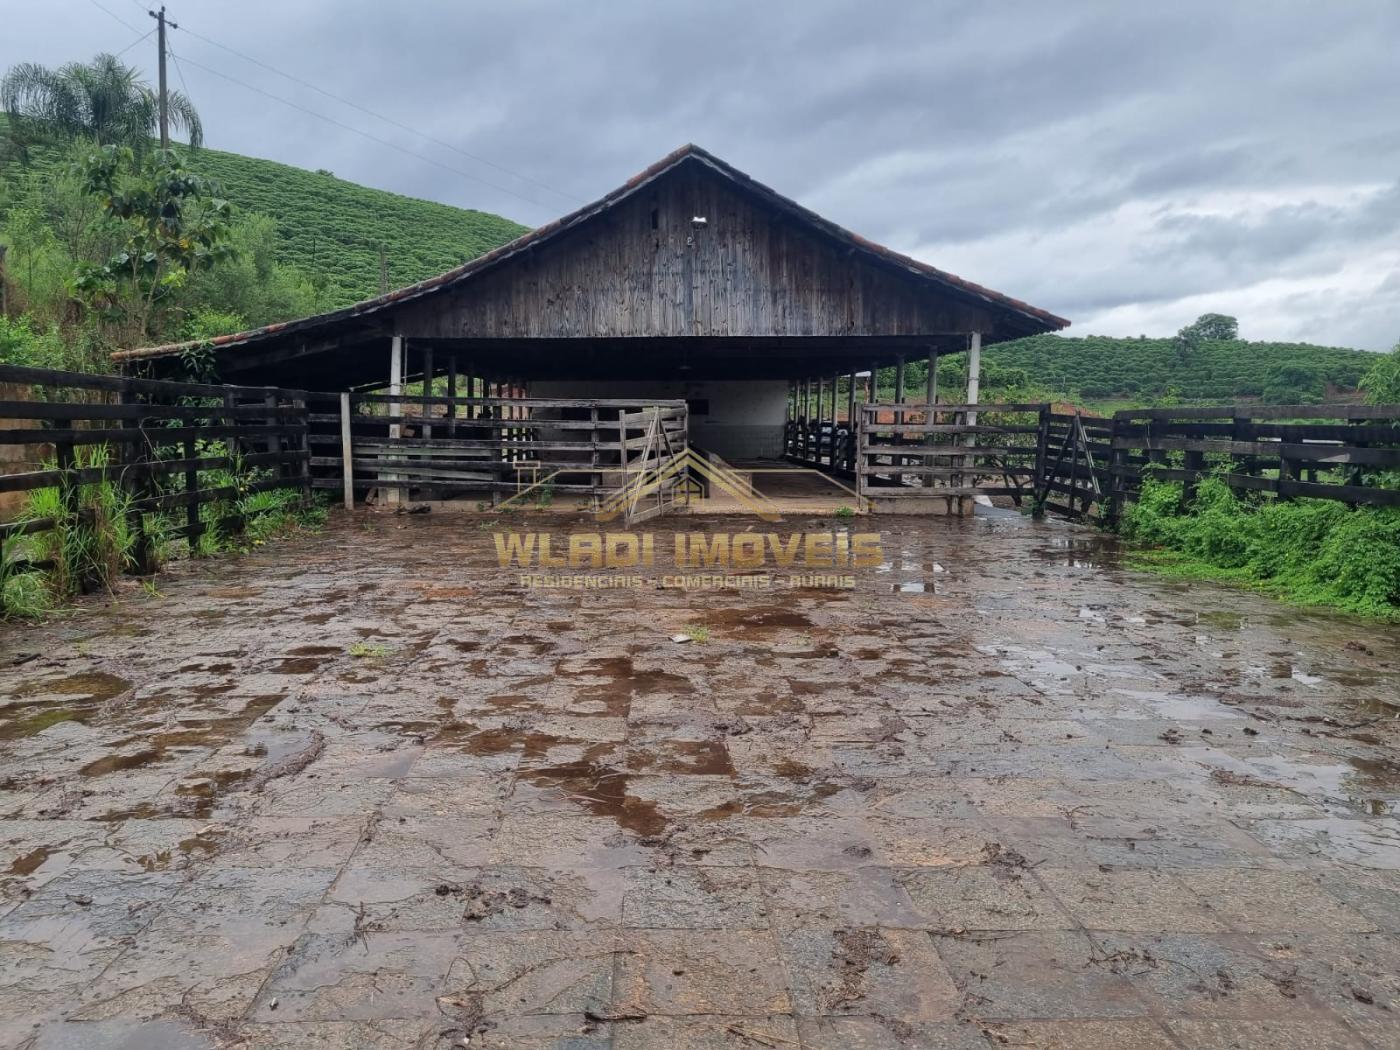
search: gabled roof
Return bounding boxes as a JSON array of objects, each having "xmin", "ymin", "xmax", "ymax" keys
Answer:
[{"xmin": 113, "ymin": 143, "xmax": 1068, "ymax": 364}]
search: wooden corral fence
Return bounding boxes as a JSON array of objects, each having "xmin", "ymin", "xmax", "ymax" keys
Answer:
[
  {"xmin": 0, "ymin": 363, "xmax": 310, "ymax": 574},
  {"xmin": 833, "ymin": 400, "xmax": 1400, "ymax": 516},
  {"xmin": 1032, "ymin": 403, "xmax": 1400, "ymax": 519},
  {"xmin": 1098, "ymin": 403, "xmax": 1400, "ymax": 516},
  {"xmin": 306, "ymin": 391, "xmax": 688, "ymax": 517},
  {"xmin": 853, "ymin": 401, "xmax": 1048, "ymax": 505}
]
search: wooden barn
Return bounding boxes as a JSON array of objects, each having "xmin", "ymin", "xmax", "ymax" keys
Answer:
[{"xmin": 113, "ymin": 144, "xmax": 1068, "ymax": 516}]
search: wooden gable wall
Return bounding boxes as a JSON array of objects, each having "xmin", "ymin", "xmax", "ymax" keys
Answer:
[{"xmin": 397, "ymin": 161, "xmax": 998, "ymax": 341}]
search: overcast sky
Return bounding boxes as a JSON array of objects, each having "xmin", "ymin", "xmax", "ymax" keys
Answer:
[{"xmin": 8, "ymin": 1, "xmax": 1400, "ymax": 349}]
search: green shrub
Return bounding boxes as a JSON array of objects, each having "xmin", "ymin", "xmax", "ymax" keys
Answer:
[{"xmin": 1121, "ymin": 475, "xmax": 1400, "ymax": 619}]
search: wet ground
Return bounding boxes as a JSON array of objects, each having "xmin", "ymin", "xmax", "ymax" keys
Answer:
[{"xmin": 2, "ymin": 509, "xmax": 1399, "ymax": 1049}]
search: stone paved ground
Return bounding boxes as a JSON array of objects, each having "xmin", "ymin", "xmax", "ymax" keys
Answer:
[{"xmin": 1, "ymin": 509, "xmax": 1399, "ymax": 1049}]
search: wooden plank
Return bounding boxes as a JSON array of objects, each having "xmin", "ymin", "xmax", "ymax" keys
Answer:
[
  {"xmin": 863, "ymin": 424, "xmax": 1039, "ymax": 436},
  {"xmin": 0, "ymin": 362, "xmax": 302, "ymax": 400},
  {"xmin": 864, "ymin": 485, "xmax": 1027, "ymax": 498},
  {"xmin": 0, "ymin": 400, "xmax": 303, "ymax": 422},
  {"xmin": 861, "ymin": 443, "xmax": 1039, "ymax": 457},
  {"xmin": 0, "ymin": 423, "xmax": 306, "ymax": 445},
  {"xmin": 350, "ymin": 393, "xmax": 687, "ymax": 410},
  {"xmin": 0, "ymin": 450, "xmax": 306, "ymax": 494},
  {"xmin": 1115, "ymin": 403, "xmax": 1400, "ymax": 422},
  {"xmin": 857, "ymin": 465, "xmax": 1035, "ymax": 478}
]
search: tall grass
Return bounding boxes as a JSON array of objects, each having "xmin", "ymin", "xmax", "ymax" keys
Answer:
[
  {"xmin": 2, "ymin": 439, "xmax": 326, "ymax": 619},
  {"xmin": 1120, "ymin": 475, "xmax": 1400, "ymax": 620}
]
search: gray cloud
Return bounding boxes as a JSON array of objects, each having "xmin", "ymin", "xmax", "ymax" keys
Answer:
[{"xmin": 5, "ymin": 0, "xmax": 1399, "ymax": 349}]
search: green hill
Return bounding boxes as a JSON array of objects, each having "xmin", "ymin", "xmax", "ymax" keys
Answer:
[
  {"xmin": 952, "ymin": 333, "xmax": 1379, "ymax": 406},
  {"xmin": 0, "ymin": 118, "xmax": 530, "ymax": 311},
  {"xmin": 188, "ymin": 148, "xmax": 530, "ymax": 308}
]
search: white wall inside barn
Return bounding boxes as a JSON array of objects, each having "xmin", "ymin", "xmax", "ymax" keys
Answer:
[{"xmin": 528, "ymin": 379, "xmax": 787, "ymax": 460}]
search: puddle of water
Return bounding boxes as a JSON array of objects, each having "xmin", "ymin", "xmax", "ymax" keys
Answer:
[
  {"xmin": 629, "ymin": 739, "xmax": 735, "ymax": 776},
  {"xmin": 8, "ymin": 846, "xmax": 54, "ymax": 876},
  {"xmin": 268, "ymin": 657, "xmax": 327, "ymax": 674},
  {"xmin": 80, "ymin": 748, "xmax": 167, "ymax": 777},
  {"xmin": 0, "ymin": 672, "xmax": 135, "ymax": 740},
  {"xmin": 526, "ymin": 759, "xmax": 667, "ymax": 838}
]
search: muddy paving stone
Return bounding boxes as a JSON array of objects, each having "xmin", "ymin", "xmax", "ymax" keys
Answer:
[
  {"xmin": 1175, "ymin": 870, "xmax": 1379, "ymax": 933},
  {"xmin": 1036, "ymin": 868, "xmax": 1232, "ymax": 933},
  {"xmin": 897, "ymin": 864, "xmax": 1075, "ymax": 932},
  {"xmin": 934, "ymin": 930, "xmax": 1150, "ymax": 1020},
  {"xmin": 796, "ymin": 1015, "xmax": 992, "ymax": 1050},
  {"xmin": 1164, "ymin": 1017, "xmax": 1370, "ymax": 1049},
  {"xmin": 978, "ymin": 1019, "xmax": 1182, "ymax": 1049},
  {"xmin": 779, "ymin": 925, "xmax": 961, "ymax": 1020},
  {"xmin": 2, "ymin": 513, "xmax": 1399, "ymax": 1046}
]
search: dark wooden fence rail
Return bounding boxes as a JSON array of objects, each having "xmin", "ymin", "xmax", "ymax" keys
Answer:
[
  {"xmin": 0, "ymin": 364, "xmax": 310, "ymax": 573},
  {"xmin": 854, "ymin": 401, "xmax": 1048, "ymax": 504},
  {"xmin": 1041, "ymin": 403, "xmax": 1400, "ymax": 518},
  {"xmin": 305, "ymin": 391, "xmax": 688, "ymax": 513}
]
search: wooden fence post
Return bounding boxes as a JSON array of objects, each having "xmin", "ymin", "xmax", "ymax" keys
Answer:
[
  {"xmin": 183, "ymin": 431, "xmax": 200, "ymax": 550},
  {"xmin": 1033, "ymin": 404, "xmax": 1050, "ymax": 512},
  {"xmin": 856, "ymin": 403, "xmax": 868, "ymax": 504},
  {"xmin": 339, "ymin": 392, "xmax": 354, "ymax": 511},
  {"xmin": 120, "ymin": 381, "xmax": 153, "ymax": 574},
  {"xmin": 1181, "ymin": 449, "xmax": 1205, "ymax": 511}
]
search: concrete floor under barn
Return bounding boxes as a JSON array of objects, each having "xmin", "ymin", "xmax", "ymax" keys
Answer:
[{"xmin": 2, "ymin": 510, "xmax": 1400, "ymax": 1049}]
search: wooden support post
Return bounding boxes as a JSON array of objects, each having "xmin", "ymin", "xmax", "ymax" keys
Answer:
[
  {"xmin": 785, "ymin": 379, "xmax": 794, "ymax": 455},
  {"xmin": 893, "ymin": 355, "xmax": 905, "ymax": 477},
  {"xmin": 965, "ymin": 332, "xmax": 982, "ymax": 425},
  {"xmin": 339, "ymin": 392, "xmax": 354, "ymax": 512},
  {"xmin": 856, "ymin": 401, "xmax": 868, "ymax": 502},
  {"xmin": 846, "ymin": 369, "xmax": 857, "ymax": 471},
  {"xmin": 384, "ymin": 335, "xmax": 403, "ymax": 506},
  {"xmin": 924, "ymin": 348, "xmax": 938, "ymax": 481},
  {"xmin": 823, "ymin": 372, "xmax": 834, "ymax": 467},
  {"xmin": 590, "ymin": 405, "xmax": 601, "ymax": 506},
  {"xmin": 421, "ymin": 346, "xmax": 434, "ymax": 440},
  {"xmin": 800, "ymin": 377, "xmax": 810, "ymax": 462},
  {"xmin": 815, "ymin": 376, "xmax": 826, "ymax": 467},
  {"xmin": 446, "ymin": 355, "xmax": 457, "ymax": 437},
  {"xmin": 962, "ymin": 334, "xmax": 982, "ymax": 502}
]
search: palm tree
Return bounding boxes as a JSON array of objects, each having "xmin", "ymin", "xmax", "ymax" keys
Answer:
[{"xmin": 1, "ymin": 53, "xmax": 202, "ymax": 157}]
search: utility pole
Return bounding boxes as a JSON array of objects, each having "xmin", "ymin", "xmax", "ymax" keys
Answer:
[{"xmin": 148, "ymin": 6, "xmax": 177, "ymax": 150}]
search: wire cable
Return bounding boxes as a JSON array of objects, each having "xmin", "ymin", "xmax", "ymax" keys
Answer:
[
  {"xmin": 173, "ymin": 21, "xmax": 583, "ymax": 206},
  {"xmin": 112, "ymin": 27, "xmax": 156, "ymax": 60},
  {"xmin": 85, "ymin": 0, "xmax": 141, "ymax": 34},
  {"xmin": 170, "ymin": 51, "xmax": 559, "ymax": 214}
]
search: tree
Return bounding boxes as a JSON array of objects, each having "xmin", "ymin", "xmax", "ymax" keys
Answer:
[
  {"xmin": 1, "ymin": 53, "xmax": 202, "ymax": 158},
  {"xmin": 71, "ymin": 145, "xmax": 233, "ymax": 341},
  {"xmin": 1360, "ymin": 341, "xmax": 1400, "ymax": 405},
  {"xmin": 1177, "ymin": 312, "xmax": 1239, "ymax": 349}
]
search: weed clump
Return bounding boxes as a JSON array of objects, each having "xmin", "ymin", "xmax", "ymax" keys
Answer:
[{"xmin": 1120, "ymin": 476, "xmax": 1400, "ymax": 620}]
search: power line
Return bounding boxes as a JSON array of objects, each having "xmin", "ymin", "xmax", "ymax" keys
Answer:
[
  {"xmin": 170, "ymin": 51, "xmax": 560, "ymax": 214},
  {"xmin": 85, "ymin": 0, "xmax": 141, "ymax": 34},
  {"xmin": 112, "ymin": 27, "xmax": 155, "ymax": 59},
  {"xmin": 165, "ymin": 40, "xmax": 192, "ymax": 105},
  {"xmin": 172, "ymin": 21, "xmax": 583, "ymax": 207}
]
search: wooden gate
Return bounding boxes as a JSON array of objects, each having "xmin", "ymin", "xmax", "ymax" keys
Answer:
[
  {"xmin": 1034, "ymin": 410, "xmax": 1105, "ymax": 518},
  {"xmin": 308, "ymin": 392, "xmax": 690, "ymax": 516},
  {"xmin": 614, "ymin": 404, "xmax": 690, "ymax": 525}
]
